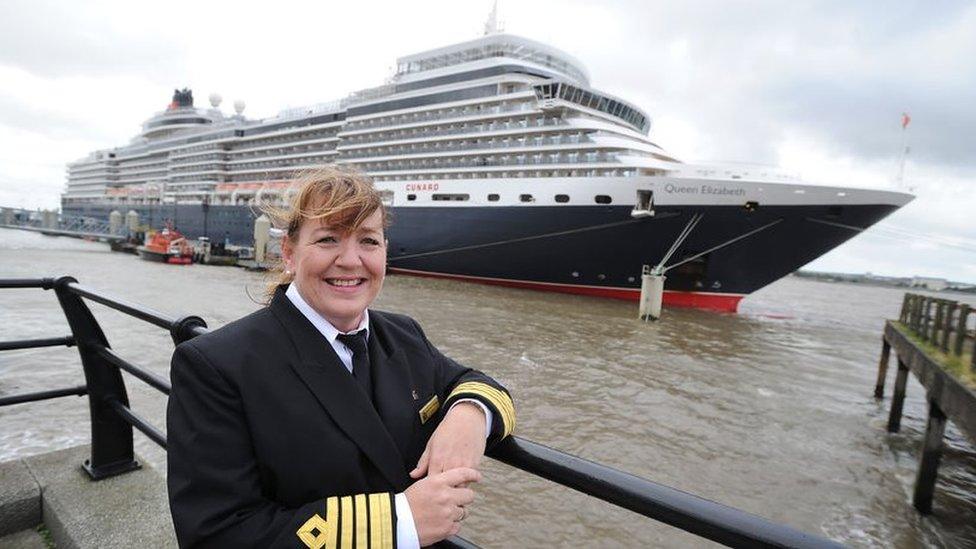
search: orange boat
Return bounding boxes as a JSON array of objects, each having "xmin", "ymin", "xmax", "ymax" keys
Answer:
[{"xmin": 136, "ymin": 228, "xmax": 194, "ymax": 264}]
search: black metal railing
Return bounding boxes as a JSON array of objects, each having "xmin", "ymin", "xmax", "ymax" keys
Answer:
[{"xmin": 0, "ymin": 276, "xmax": 841, "ymax": 548}]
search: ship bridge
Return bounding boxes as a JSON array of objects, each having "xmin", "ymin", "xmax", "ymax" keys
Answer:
[{"xmin": 394, "ymin": 33, "xmax": 591, "ymax": 87}]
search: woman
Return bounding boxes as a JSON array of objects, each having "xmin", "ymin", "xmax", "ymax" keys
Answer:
[{"xmin": 167, "ymin": 166, "xmax": 516, "ymax": 548}]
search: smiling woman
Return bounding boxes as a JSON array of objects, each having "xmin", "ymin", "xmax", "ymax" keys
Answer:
[
  {"xmin": 166, "ymin": 165, "xmax": 516, "ymax": 548},
  {"xmin": 273, "ymin": 169, "xmax": 391, "ymax": 331}
]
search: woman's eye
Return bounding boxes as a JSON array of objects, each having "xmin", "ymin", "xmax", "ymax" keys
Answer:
[
  {"xmin": 315, "ymin": 236, "xmax": 337, "ymax": 244},
  {"xmin": 361, "ymin": 237, "xmax": 381, "ymax": 246}
]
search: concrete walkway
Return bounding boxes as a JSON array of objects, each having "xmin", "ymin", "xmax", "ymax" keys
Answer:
[{"xmin": 0, "ymin": 445, "xmax": 176, "ymax": 548}]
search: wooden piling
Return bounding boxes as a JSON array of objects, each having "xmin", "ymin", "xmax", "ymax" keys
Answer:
[
  {"xmin": 875, "ymin": 339, "xmax": 891, "ymax": 399},
  {"xmin": 899, "ymin": 294, "xmax": 910, "ymax": 323},
  {"xmin": 887, "ymin": 359, "xmax": 909, "ymax": 433},
  {"xmin": 912, "ymin": 400, "xmax": 948, "ymax": 514}
]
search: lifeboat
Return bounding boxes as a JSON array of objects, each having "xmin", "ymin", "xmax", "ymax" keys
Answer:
[{"xmin": 136, "ymin": 227, "xmax": 194, "ymax": 264}]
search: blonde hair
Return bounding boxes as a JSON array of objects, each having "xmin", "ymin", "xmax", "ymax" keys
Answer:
[{"xmin": 263, "ymin": 165, "xmax": 388, "ymax": 301}]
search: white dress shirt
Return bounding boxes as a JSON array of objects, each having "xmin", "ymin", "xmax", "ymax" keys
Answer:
[{"xmin": 285, "ymin": 283, "xmax": 490, "ymax": 549}]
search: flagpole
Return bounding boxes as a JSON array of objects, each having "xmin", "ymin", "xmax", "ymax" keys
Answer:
[{"xmin": 897, "ymin": 112, "xmax": 911, "ymax": 190}]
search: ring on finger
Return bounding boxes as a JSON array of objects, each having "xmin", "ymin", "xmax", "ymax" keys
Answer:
[{"xmin": 455, "ymin": 506, "xmax": 467, "ymax": 522}]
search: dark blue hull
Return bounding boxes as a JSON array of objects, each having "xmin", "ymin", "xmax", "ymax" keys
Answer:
[{"xmin": 64, "ymin": 202, "xmax": 898, "ymax": 309}]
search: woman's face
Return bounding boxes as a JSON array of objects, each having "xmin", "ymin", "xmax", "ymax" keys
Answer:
[{"xmin": 283, "ymin": 209, "xmax": 386, "ymax": 332}]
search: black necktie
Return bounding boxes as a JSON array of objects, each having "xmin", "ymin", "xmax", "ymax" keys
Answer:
[{"xmin": 336, "ymin": 330, "xmax": 373, "ymax": 403}]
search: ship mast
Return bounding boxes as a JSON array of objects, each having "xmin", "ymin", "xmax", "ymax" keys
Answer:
[{"xmin": 483, "ymin": 0, "xmax": 503, "ymax": 35}]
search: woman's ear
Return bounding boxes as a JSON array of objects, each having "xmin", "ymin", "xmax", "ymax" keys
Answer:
[{"xmin": 281, "ymin": 236, "xmax": 293, "ymax": 265}]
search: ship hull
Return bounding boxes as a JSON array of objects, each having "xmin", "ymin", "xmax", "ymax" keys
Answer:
[{"xmin": 69, "ymin": 200, "xmax": 899, "ymax": 311}]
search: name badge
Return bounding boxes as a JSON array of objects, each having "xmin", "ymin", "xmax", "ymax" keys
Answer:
[{"xmin": 419, "ymin": 395, "xmax": 440, "ymax": 424}]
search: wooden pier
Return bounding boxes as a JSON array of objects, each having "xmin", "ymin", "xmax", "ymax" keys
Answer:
[{"xmin": 875, "ymin": 293, "xmax": 976, "ymax": 514}]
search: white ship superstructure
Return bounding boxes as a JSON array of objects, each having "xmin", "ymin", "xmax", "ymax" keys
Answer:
[{"xmin": 62, "ymin": 31, "xmax": 912, "ymax": 311}]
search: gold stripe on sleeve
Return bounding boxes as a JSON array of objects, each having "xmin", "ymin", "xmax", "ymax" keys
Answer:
[
  {"xmin": 354, "ymin": 494, "xmax": 368, "ymax": 549},
  {"xmin": 340, "ymin": 496, "xmax": 354, "ymax": 549},
  {"xmin": 367, "ymin": 493, "xmax": 385, "ymax": 549},
  {"xmin": 448, "ymin": 381, "xmax": 516, "ymax": 437},
  {"xmin": 325, "ymin": 496, "xmax": 339, "ymax": 549},
  {"xmin": 378, "ymin": 492, "xmax": 394, "ymax": 549}
]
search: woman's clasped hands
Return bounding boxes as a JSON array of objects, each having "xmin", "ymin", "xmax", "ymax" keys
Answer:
[{"xmin": 405, "ymin": 401, "xmax": 488, "ymax": 546}]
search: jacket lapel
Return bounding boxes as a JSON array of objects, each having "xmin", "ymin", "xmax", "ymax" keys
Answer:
[
  {"xmin": 267, "ymin": 287, "xmax": 411, "ymax": 491},
  {"xmin": 368, "ymin": 313, "xmax": 422, "ymax": 469}
]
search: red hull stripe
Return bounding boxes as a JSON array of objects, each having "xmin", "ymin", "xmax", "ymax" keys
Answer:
[{"xmin": 387, "ymin": 267, "xmax": 744, "ymax": 312}]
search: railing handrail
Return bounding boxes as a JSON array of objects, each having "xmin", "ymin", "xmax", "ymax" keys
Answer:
[{"xmin": 0, "ymin": 277, "xmax": 843, "ymax": 548}]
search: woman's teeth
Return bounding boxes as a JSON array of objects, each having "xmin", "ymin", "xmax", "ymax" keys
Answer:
[{"xmin": 327, "ymin": 278, "xmax": 363, "ymax": 287}]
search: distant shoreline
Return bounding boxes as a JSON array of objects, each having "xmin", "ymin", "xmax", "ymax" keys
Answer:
[{"xmin": 793, "ymin": 270, "xmax": 976, "ymax": 294}]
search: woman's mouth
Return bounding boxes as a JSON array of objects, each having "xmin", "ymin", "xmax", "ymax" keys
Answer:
[{"xmin": 326, "ymin": 278, "xmax": 366, "ymax": 287}]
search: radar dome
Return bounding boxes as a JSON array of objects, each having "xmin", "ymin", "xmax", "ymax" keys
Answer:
[
  {"xmin": 233, "ymin": 100, "xmax": 246, "ymax": 115},
  {"xmin": 209, "ymin": 93, "xmax": 223, "ymax": 108}
]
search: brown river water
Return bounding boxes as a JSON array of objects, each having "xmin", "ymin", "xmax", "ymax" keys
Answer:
[{"xmin": 1, "ymin": 227, "xmax": 974, "ymax": 548}]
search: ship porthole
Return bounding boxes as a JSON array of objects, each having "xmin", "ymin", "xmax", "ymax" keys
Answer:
[
  {"xmin": 571, "ymin": 271, "xmax": 579, "ymax": 278},
  {"xmin": 597, "ymin": 274, "xmax": 606, "ymax": 281}
]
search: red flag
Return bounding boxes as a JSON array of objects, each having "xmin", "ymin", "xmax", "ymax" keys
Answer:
[{"xmin": 901, "ymin": 112, "xmax": 911, "ymax": 129}]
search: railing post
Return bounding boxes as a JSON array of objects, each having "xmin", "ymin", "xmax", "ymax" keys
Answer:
[
  {"xmin": 955, "ymin": 305, "xmax": 970, "ymax": 356},
  {"xmin": 923, "ymin": 299, "xmax": 934, "ymax": 341},
  {"xmin": 899, "ymin": 294, "xmax": 910, "ymax": 323},
  {"xmin": 915, "ymin": 295, "xmax": 925, "ymax": 332},
  {"xmin": 941, "ymin": 302, "xmax": 956, "ymax": 353},
  {"xmin": 909, "ymin": 295, "xmax": 920, "ymax": 331},
  {"xmin": 929, "ymin": 300, "xmax": 942, "ymax": 344},
  {"xmin": 52, "ymin": 276, "xmax": 140, "ymax": 480}
]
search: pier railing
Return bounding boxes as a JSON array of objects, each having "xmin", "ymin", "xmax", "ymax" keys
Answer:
[
  {"xmin": 896, "ymin": 293, "xmax": 976, "ymax": 372},
  {"xmin": 1, "ymin": 277, "xmax": 840, "ymax": 548}
]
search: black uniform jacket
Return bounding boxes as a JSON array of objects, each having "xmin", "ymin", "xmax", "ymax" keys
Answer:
[{"xmin": 167, "ymin": 286, "xmax": 515, "ymax": 548}]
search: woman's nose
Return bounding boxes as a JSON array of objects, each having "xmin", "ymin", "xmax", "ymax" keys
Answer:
[{"xmin": 334, "ymin": 241, "xmax": 361, "ymax": 266}]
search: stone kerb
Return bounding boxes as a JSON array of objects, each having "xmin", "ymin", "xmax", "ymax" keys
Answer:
[{"xmin": 0, "ymin": 445, "xmax": 176, "ymax": 548}]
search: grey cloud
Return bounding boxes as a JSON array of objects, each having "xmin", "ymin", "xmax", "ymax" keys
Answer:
[
  {"xmin": 0, "ymin": 0, "xmax": 186, "ymax": 79},
  {"xmin": 0, "ymin": 94, "xmax": 116, "ymax": 141},
  {"xmin": 571, "ymin": 0, "xmax": 976, "ymax": 169}
]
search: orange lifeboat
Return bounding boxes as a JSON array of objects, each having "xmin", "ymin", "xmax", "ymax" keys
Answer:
[{"xmin": 136, "ymin": 227, "xmax": 194, "ymax": 265}]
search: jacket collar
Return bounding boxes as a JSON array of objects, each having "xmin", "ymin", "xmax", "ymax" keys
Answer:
[{"xmin": 267, "ymin": 286, "xmax": 411, "ymax": 491}]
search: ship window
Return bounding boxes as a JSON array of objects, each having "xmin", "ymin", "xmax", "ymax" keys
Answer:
[
  {"xmin": 555, "ymin": 194, "xmax": 570, "ymax": 203},
  {"xmin": 379, "ymin": 190, "xmax": 394, "ymax": 206},
  {"xmin": 407, "ymin": 194, "xmax": 416, "ymax": 201},
  {"xmin": 520, "ymin": 194, "xmax": 535, "ymax": 203},
  {"xmin": 595, "ymin": 195, "xmax": 612, "ymax": 204},
  {"xmin": 488, "ymin": 194, "xmax": 500, "ymax": 202},
  {"xmin": 432, "ymin": 193, "xmax": 469, "ymax": 201}
]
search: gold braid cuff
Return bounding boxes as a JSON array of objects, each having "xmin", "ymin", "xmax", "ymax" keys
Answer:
[
  {"xmin": 448, "ymin": 381, "xmax": 516, "ymax": 438},
  {"xmin": 297, "ymin": 492, "xmax": 395, "ymax": 549}
]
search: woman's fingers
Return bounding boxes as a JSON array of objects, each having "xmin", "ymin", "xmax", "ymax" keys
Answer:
[
  {"xmin": 438, "ymin": 467, "xmax": 481, "ymax": 488},
  {"xmin": 453, "ymin": 487, "xmax": 475, "ymax": 506},
  {"xmin": 410, "ymin": 445, "xmax": 431, "ymax": 479}
]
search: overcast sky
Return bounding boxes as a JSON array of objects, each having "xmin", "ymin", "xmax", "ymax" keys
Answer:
[{"xmin": 1, "ymin": 0, "xmax": 974, "ymax": 282}]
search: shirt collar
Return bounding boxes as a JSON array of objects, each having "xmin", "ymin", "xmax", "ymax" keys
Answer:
[{"xmin": 284, "ymin": 282, "xmax": 369, "ymax": 343}]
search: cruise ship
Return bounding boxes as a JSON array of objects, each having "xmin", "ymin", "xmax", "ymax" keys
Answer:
[{"xmin": 62, "ymin": 29, "xmax": 912, "ymax": 312}]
